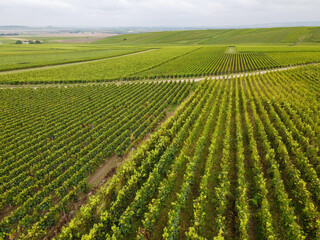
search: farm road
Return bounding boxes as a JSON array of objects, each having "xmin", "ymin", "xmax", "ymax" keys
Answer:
[{"xmin": 1, "ymin": 62, "xmax": 319, "ymax": 89}]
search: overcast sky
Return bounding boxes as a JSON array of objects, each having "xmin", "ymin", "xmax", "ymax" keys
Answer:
[{"xmin": 0, "ymin": 0, "xmax": 319, "ymax": 27}]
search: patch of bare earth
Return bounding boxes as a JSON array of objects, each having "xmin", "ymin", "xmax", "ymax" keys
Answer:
[
  {"xmin": 36, "ymin": 32, "xmax": 116, "ymax": 38},
  {"xmin": 88, "ymin": 155, "xmax": 120, "ymax": 186},
  {"xmin": 54, "ymin": 34, "xmax": 117, "ymax": 44},
  {"xmin": 0, "ymin": 204, "xmax": 19, "ymax": 221}
]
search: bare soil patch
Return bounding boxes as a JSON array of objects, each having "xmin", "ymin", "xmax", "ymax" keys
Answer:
[
  {"xmin": 88, "ymin": 155, "xmax": 119, "ymax": 186},
  {"xmin": 54, "ymin": 37, "xmax": 109, "ymax": 44},
  {"xmin": 36, "ymin": 32, "xmax": 116, "ymax": 38},
  {"xmin": 0, "ymin": 204, "xmax": 18, "ymax": 221}
]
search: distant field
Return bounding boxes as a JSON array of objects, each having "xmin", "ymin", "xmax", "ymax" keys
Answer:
[
  {"xmin": 0, "ymin": 44, "xmax": 149, "ymax": 71},
  {"xmin": 0, "ymin": 37, "xmax": 15, "ymax": 44},
  {"xmin": 1, "ymin": 45, "xmax": 320, "ymax": 84},
  {"xmin": 1, "ymin": 26, "xmax": 320, "ymax": 83},
  {"xmin": 0, "ymin": 32, "xmax": 117, "ymax": 44},
  {"xmin": 0, "ymin": 46, "xmax": 197, "ymax": 84},
  {"xmin": 94, "ymin": 27, "xmax": 320, "ymax": 45}
]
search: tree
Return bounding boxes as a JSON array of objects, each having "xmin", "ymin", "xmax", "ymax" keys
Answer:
[{"xmin": 16, "ymin": 40, "xmax": 22, "ymax": 44}]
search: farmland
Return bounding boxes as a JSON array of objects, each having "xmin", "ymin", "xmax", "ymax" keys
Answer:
[
  {"xmin": 49, "ymin": 64, "xmax": 320, "ymax": 240},
  {"xmin": 0, "ymin": 45, "xmax": 150, "ymax": 71},
  {"xmin": 0, "ymin": 26, "xmax": 320, "ymax": 240},
  {"xmin": 0, "ymin": 81, "xmax": 191, "ymax": 239},
  {"xmin": 1, "ymin": 45, "xmax": 320, "ymax": 84},
  {"xmin": 94, "ymin": 27, "xmax": 320, "ymax": 45}
]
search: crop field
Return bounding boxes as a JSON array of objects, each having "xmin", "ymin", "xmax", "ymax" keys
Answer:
[
  {"xmin": 94, "ymin": 27, "xmax": 320, "ymax": 45},
  {"xmin": 55, "ymin": 65, "xmax": 320, "ymax": 240},
  {"xmin": 0, "ymin": 47, "xmax": 197, "ymax": 84},
  {"xmin": 0, "ymin": 45, "xmax": 150, "ymax": 71},
  {"xmin": 0, "ymin": 26, "xmax": 320, "ymax": 240},
  {"xmin": 0, "ymin": 81, "xmax": 192, "ymax": 239},
  {"xmin": 1, "ymin": 45, "xmax": 320, "ymax": 84},
  {"xmin": 139, "ymin": 47, "xmax": 280, "ymax": 77}
]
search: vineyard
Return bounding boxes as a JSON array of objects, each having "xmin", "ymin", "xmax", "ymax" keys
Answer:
[
  {"xmin": 94, "ymin": 27, "xmax": 320, "ymax": 45},
  {"xmin": 140, "ymin": 47, "xmax": 280, "ymax": 77},
  {"xmin": 1, "ymin": 46, "xmax": 320, "ymax": 84},
  {"xmin": 0, "ymin": 45, "xmax": 150, "ymax": 71},
  {"xmin": 0, "ymin": 81, "xmax": 192, "ymax": 239},
  {"xmin": 1, "ymin": 26, "xmax": 320, "ymax": 240},
  {"xmin": 49, "ymin": 64, "xmax": 320, "ymax": 240}
]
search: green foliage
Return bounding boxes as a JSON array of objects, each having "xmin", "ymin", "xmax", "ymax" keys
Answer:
[
  {"xmin": 1, "ymin": 27, "xmax": 320, "ymax": 239},
  {"xmin": 58, "ymin": 66, "xmax": 320, "ymax": 240},
  {"xmin": 0, "ymin": 44, "xmax": 148, "ymax": 71},
  {"xmin": 1, "ymin": 45, "xmax": 320, "ymax": 85},
  {"xmin": 0, "ymin": 81, "xmax": 192, "ymax": 239},
  {"xmin": 94, "ymin": 27, "xmax": 320, "ymax": 45},
  {"xmin": 0, "ymin": 46, "xmax": 195, "ymax": 84}
]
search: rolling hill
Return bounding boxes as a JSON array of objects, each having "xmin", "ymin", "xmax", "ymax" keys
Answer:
[{"xmin": 94, "ymin": 26, "xmax": 320, "ymax": 45}]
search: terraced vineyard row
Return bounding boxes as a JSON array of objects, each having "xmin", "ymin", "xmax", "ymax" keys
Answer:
[
  {"xmin": 1, "ymin": 46, "xmax": 320, "ymax": 85},
  {"xmin": 55, "ymin": 65, "xmax": 320, "ymax": 240},
  {"xmin": 0, "ymin": 81, "xmax": 192, "ymax": 239},
  {"xmin": 141, "ymin": 48, "xmax": 279, "ymax": 78},
  {"xmin": 266, "ymin": 51, "xmax": 320, "ymax": 66}
]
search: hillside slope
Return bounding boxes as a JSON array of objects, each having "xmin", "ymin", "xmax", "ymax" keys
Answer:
[{"xmin": 94, "ymin": 26, "xmax": 320, "ymax": 45}]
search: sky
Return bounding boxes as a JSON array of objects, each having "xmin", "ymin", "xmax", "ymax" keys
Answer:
[{"xmin": 0, "ymin": 0, "xmax": 319, "ymax": 27}]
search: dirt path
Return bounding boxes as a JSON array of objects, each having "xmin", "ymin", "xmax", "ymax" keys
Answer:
[
  {"xmin": 0, "ymin": 62, "xmax": 319, "ymax": 89},
  {"xmin": 87, "ymin": 155, "xmax": 120, "ymax": 186},
  {"xmin": 0, "ymin": 49, "xmax": 156, "ymax": 75},
  {"xmin": 192, "ymin": 63, "xmax": 319, "ymax": 82}
]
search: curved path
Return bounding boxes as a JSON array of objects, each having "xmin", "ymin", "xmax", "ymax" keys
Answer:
[
  {"xmin": 0, "ymin": 62, "xmax": 319, "ymax": 89},
  {"xmin": 193, "ymin": 63, "xmax": 319, "ymax": 82}
]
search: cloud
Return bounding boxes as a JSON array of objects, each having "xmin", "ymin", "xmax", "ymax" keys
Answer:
[{"xmin": 0, "ymin": 0, "xmax": 319, "ymax": 27}]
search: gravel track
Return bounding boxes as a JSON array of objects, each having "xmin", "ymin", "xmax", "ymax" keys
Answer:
[{"xmin": 0, "ymin": 62, "xmax": 319, "ymax": 89}]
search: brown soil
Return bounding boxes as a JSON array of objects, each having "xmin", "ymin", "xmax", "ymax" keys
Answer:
[
  {"xmin": 88, "ymin": 155, "xmax": 119, "ymax": 186},
  {"xmin": 53, "ymin": 38, "xmax": 104, "ymax": 43},
  {"xmin": 53, "ymin": 34, "xmax": 117, "ymax": 44},
  {"xmin": 0, "ymin": 204, "xmax": 18, "ymax": 221},
  {"xmin": 34, "ymin": 33, "xmax": 116, "ymax": 38},
  {"xmin": 10, "ymin": 33, "xmax": 117, "ymax": 42}
]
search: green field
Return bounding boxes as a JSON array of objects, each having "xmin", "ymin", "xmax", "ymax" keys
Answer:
[
  {"xmin": 1, "ymin": 44, "xmax": 320, "ymax": 84},
  {"xmin": 0, "ymin": 81, "xmax": 192, "ymax": 238},
  {"xmin": 54, "ymin": 65, "xmax": 320, "ymax": 240},
  {"xmin": 0, "ymin": 44, "xmax": 149, "ymax": 71},
  {"xmin": 94, "ymin": 27, "xmax": 320, "ymax": 45},
  {"xmin": 1, "ymin": 26, "xmax": 320, "ymax": 240},
  {"xmin": 0, "ymin": 27, "xmax": 320, "ymax": 85}
]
